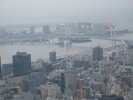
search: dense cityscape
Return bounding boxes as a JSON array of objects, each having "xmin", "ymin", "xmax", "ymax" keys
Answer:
[
  {"xmin": 0, "ymin": 22, "xmax": 133, "ymax": 100},
  {"xmin": 0, "ymin": 0, "xmax": 133, "ymax": 99}
]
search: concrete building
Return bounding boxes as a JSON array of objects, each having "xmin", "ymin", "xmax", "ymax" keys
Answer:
[
  {"xmin": 123, "ymin": 50, "xmax": 133, "ymax": 66},
  {"xmin": 21, "ymin": 72, "xmax": 45, "ymax": 93},
  {"xmin": 39, "ymin": 83, "xmax": 61, "ymax": 99},
  {"xmin": 90, "ymin": 23, "xmax": 107, "ymax": 35},
  {"xmin": 42, "ymin": 25, "xmax": 50, "ymax": 33},
  {"xmin": 76, "ymin": 87, "xmax": 91, "ymax": 99},
  {"xmin": 60, "ymin": 73, "xmax": 65, "ymax": 93},
  {"xmin": 2, "ymin": 63, "xmax": 13, "ymax": 77},
  {"xmin": 93, "ymin": 46, "xmax": 103, "ymax": 61},
  {"xmin": 0, "ymin": 86, "xmax": 34, "ymax": 100},
  {"xmin": 6, "ymin": 76, "xmax": 23, "ymax": 87},
  {"xmin": 75, "ymin": 78, "xmax": 86, "ymax": 89},
  {"xmin": 22, "ymin": 76, "xmax": 36, "ymax": 93},
  {"xmin": 73, "ymin": 60, "xmax": 90, "ymax": 68},
  {"xmin": 99, "ymin": 61, "xmax": 114, "ymax": 75},
  {"xmin": 99, "ymin": 95, "xmax": 124, "ymax": 100},
  {"xmin": 42, "ymin": 62, "xmax": 53, "ymax": 74},
  {"xmin": 49, "ymin": 51, "xmax": 56, "ymax": 63},
  {"xmin": 0, "ymin": 56, "xmax": 2, "ymax": 79},
  {"xmin": 121, "ymin": 75, "xmax": 133, "ymax": 88},
  {"xmin": 65, "ymin": 71, "xmax": 76, "ymax": 90},
  {"xmin": 30, "ymin": 72, "xmax": 45, "ymax": 86},
  {"xmin": 12, "ymin": 52, "xmax": 31, "ymax": 76}
]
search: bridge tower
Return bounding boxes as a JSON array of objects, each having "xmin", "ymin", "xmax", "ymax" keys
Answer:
[
  {"xmin": 109, "ymin": 26, "xmax": 117, "ymax": 50},
  {"xmin": 64, "ymin": 24, "xmax": 72, "ymax": 69}
]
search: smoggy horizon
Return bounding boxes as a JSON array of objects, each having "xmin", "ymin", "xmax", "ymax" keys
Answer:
[{"xmin": 0, "ymin": 0, "xmax": 133, "ymax": 28}]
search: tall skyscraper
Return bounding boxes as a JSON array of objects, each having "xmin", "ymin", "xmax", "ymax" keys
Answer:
[
  {"xmin": 60, "ymin": 73, "xmax": 65, "ymax": 93},
  {"xmin": 0, "ymin": 56, "xmax": 2, "ymax": 79},
  {"xmin": 65, "ymin": 71, "xmax": 76, "ymax": 90},
  {"xmin": 49, "ymin": 51, "xmax": 56, "ymax": 63},
  {"xmin": 13, "ymin": 52, "xmax": 31, "ymax": 76},
  {"xmin": 42, "ymin": 25, "xmax": 50, "ymax": 33},
  {"xmin": 93, "ymin": 46, "xmax": 103, "ymax": 61},
  {"xmin": 99, "ymin": 95, "xmax": 124, "ymax": 100}
]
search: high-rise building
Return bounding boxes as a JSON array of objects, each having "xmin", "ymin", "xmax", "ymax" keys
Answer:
[
  {"xmin": 60, "ymin": 73, "xmax": 65, "ymax": 93},
  {"xmin": 43, "ymin": 62, "xmax": 53, "ymax": 74},
  {"xmin": 65, "ymin": 71, "xmax": 76, "ymax": 90},
  {"xmin": 42, "ymin": 25, "xmax": 50, "ymax": 33},
  {"xmin": 49, "ymin": 51, "xmax": 56, "ymax": 63},
  {"xmin": 29, "ymin": 26, "xmax": 34, "ymax": 34},
  {"xmin": 30, "ymin": 72, "xmax": 45, "ymax": 86},
  {"xmin": 2, "ymin": 63, "xmax": 13, "ymax": 77},
  {"xmin": 0, "ymin": 56, "xmax": 2, "ymax": 79},
  {"xmin": 93, "ymin": 46, "xmax": 103, "ymax": 61},
  {"xmin": 22, "ymin": 76, "xmax": 36, "ymax": 93},
  {"xmin": 99, "ymin": 95, "xmax": 124, "ymax": 100},
  {"xmin": 13, "ymin": 52, "xmax": 31, "ymax": 76}
]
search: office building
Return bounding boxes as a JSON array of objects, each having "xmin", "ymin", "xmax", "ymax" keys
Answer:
[
  {"xmin": 22, "ymin": 76, "xmax": 36, "ymax": 93},
  {"xmin": 60, "ymin": 73, "xmax": 65, "ymax": 93},
  {"xmin": 121, "ymin": 75, "xmax": 133, "ymax": 88},
  {"xmin": 6, "ymin": 76, "xmax": 23, "ymax": 87},
  {"xmin": 13, "ymin": 52, "xmax": 31, "ymax": 76},
  {"xmin": 0, "ymin": 56, "xmax": 2, "ymax": 79},
  {"xmin": 99, "ymin": 95, "xmax": 124, "ymax": 100},
  {"xmin": 30, "ymin": 72, "xmax": 45, "ymax": 86},
  {"xmin": 65, "ymin": 71, "xmax": 76, "ymax": 90},
  {"xmin": 49, "ymin": 51, "xmax": 56, "ymax": 63},
  {"xmin": 0, "ymin": 86, "xmax": 34, "ymax": 100},
  {"xmin": 93, "ymin": 46, "xmax": 103, "ymax": 61},
  {"xmin": 42, "ymin": 25, "xmax": 50, "ymax": 33},
  {"xmin": 2, "ymin": 63, "xmax": 13, "ymax": 77},
  {"xmin": 39, "ymin": 84, "xmax": 61, "ymax": 99},
  {"xmin": 73, "ymin": 60, "xmax": 90, "ymax": 68},
  {"xmin": 42, "ymin": 62, "xmax": 52, "ymax": 74}
]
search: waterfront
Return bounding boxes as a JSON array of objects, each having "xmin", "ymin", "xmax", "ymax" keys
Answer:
[
  {"xmin": 0, "ymin": 38, "xmax": 112, "ymax": 64},
  {"xmin": 1, "ymin": 32, "xmax": 133, "ymax": 64}
]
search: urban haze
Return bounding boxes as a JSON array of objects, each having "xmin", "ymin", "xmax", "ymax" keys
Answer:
[{"xmin": 0, "ymin": 0, "xmax": 133, "ymax": 100}]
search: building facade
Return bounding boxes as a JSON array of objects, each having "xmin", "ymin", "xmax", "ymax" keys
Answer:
[
  {"xmin": 93, "ymin": 46, "xmax": 103, "ymax": 61},
  {"xmin": 49, "ymin": 51, "xmax": 56, "ymax": 63},
  {"xmin": 0, "ymin": 56, "xmax": 2, "ymax": 79},
  {"xmin": 13, "ymin": 52, "xmax": 31, "ymax": 76},
  {"xmin": 42, "ymin": 25, "xmax": 50, "ymax": 33}
]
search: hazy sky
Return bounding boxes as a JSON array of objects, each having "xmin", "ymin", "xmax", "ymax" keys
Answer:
[{"xmin": 0, "ymin": 0, "xmax": 133, "ymax": 28}]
